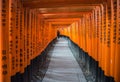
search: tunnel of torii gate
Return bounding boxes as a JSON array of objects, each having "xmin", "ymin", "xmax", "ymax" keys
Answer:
[{"xmin": 0, "ymin": 0, "xmax": 120, "ymax": 82}]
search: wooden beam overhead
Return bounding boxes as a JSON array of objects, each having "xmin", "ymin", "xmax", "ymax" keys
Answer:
[
  {"xmin": 42, "ymin": 12, "xmax": 91, "ymax": 16},
  {"xmin": 52, "ymin": 24, "xmax": 71, "ymax": 26},
  {"xmin": 38, "ymin": 6, "xmax": 94, "ymax": 14},
  {"xmin": 23, "ymin": 0, "xmax": 106, "ymax": 8},
  {"xmin": 44, "ymin": 18, "xmax": 81, "ymax": 22},
  {"xmin": 42, "ymin": 15, "xmax": 83, "ymax": 19},
  {"xmin": 50, "ymin": 21, "xmax": 74, "ymax": 27},
  {"xmin": 41, "ymin": 11, "xmax": 92, "ymax": 19}
]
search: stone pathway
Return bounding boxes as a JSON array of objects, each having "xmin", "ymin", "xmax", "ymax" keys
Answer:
[{"xmin": 42, "ymin": 38, "xmax": 87, "ymax": 82}]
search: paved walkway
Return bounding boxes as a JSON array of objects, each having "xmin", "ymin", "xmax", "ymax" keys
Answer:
[{"xmin": 42, "ymin": 38, "xmax": 87, "ymax": 82}]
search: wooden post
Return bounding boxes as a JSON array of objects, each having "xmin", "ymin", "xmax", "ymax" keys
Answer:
[
  {"xmin": 0, "ymin": 0, "xmax": 2, "ymax": 81},
  {"xmin": 110, "ymin": 0, "xmax": 115, "ymax": 78},
  {"xmin": 20, "ymin": 7, "xmax": 25, "ymax": 73},
  {"xmin": 114, "ymin": 0, "xmax": 120, "ymax": 81},
  {"xmin": 1, "ymin": 0, "xmax": 12, "ymax": 82}
]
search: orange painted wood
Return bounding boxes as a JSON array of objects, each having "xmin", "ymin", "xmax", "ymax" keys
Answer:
[
  {"xmin": 110, "ymin": 0, "xmax": 115, "ymax": 77},
  {"xmin": 0, "ymin": 0, "xmax": 2, "ymax": 81},
  {"xmin": 91, "ymin": 11, "xmax": 95, "ymax": 59},
  {"xmin": 16, "ymin": 0, "xmax": 21, "ymax": 73},
  {"xmin": 114, "ymin": 0, "xmax": 120, "ymax": 82},
  {"xmin": 104, "ymin": 3, "xmax": 110, "ymax": 76},
  {"xmin": 96, "ymin": 7, "xmax": 101, "ymax": 66},
  {"xmin": 31, "ymin": 10, "xmax": 34, "ymax": 59},
  {"xmin": 11, "ymin": 0, "xmax": 16, "ymax": 75},
  {"xmin": 23, "ymin": 0, "xmax": 105, "ymax": 8},
  {"xmin": 1, "ymin": 0, "xmax": 11, "ymax": 82},
  {"xmin": 98, "ymin": 6, "xmax": 102, "ymax": 67},
  {"xmin": 20, "ymin": 7, "xmax": 25, "ymax": 73},
  {"xmin": 101, "ymin": 4, "xmax": 105, "ymax": 71},
  {"xmin": 86, "ymin": 14, "xmax": 91, "ymax": 56},
  {"xmin": 24, "ymin": 8, "xmax": 28, "ymax": 68}
]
